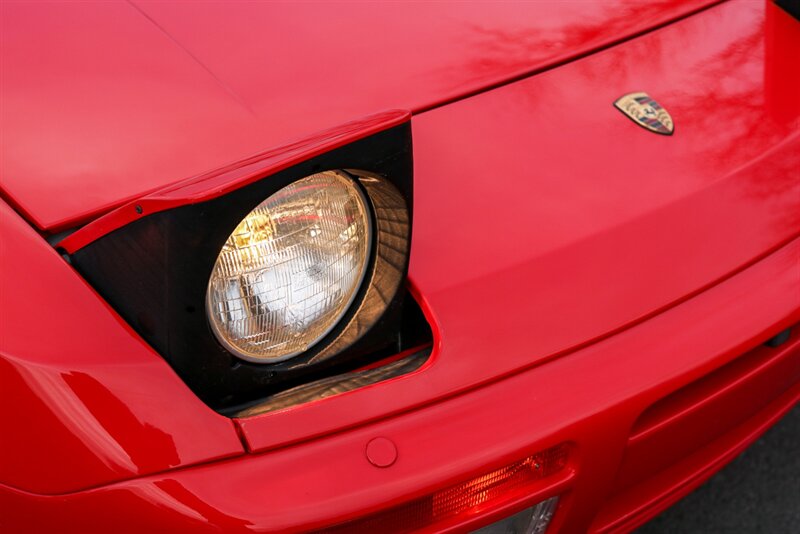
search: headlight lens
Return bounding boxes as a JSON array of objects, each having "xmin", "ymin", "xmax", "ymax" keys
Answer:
[{"xmin": 206, "ymin": 171, "xmax": 372, "ymax": 362}]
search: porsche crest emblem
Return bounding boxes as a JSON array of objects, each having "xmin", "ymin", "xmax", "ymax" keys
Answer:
[{"xmin": 613, "ymin": 92, "xmax": 674, "ymax": 135}]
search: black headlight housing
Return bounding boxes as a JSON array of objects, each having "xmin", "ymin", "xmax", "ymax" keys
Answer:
[{"xmin": 69, "ymin": 121, "xmax": 423, "ymax": 412}]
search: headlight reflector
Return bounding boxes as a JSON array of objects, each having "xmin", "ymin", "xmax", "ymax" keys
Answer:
[{"xmin": 206, "ymin": 171, "xmax": 372, "ymax": 362}]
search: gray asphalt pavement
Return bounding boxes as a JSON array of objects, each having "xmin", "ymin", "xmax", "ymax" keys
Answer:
[{"xmin": 636, "ymin": 405, "xmax": 800, "ymax": 533}]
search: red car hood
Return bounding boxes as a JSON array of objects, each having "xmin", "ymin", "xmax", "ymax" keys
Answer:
[
  {"xmin": 241, "ymin": 0, "xmax": 800, "ymax": 451},
  {"xmin": 0, "ymin": 0, "xmax": 716, "ymax": 231}
]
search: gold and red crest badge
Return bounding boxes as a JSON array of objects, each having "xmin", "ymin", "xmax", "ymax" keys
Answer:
[{"xmin": 614, "ymin": 92, "xmax": 674, "ymax": 135}]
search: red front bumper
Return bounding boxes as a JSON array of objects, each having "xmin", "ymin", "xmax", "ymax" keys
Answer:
[{"xmin": 2, "ymin": 234, "xmax": 798, "ymax": 532}]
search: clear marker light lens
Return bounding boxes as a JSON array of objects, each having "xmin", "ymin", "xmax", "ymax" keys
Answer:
[{"xmin": 206, "ymin": 171, "xmax": 372, "ymax": 362}]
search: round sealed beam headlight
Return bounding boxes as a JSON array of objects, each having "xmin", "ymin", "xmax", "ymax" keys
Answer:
[{"xmin": 206, "ymin": 171, "xmax": 372, "ymax": 362}]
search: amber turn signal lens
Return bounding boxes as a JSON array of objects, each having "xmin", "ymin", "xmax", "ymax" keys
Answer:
[{"xmin": 318, "ymin": 443, "xmax": 569, "ymax": 533}]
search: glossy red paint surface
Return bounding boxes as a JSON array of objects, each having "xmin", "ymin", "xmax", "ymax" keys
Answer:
[
  {"xmin": 0, "ymin": 202, "xmax": 244, "ymax": 495},
  {"xmin": 2, "ymin": 234, "xmax": 798, "ymax": 533},
  {"xmin": 1, "ymin": 0, "xmax": 799, "ymax": 533},
  {"xmin": 58, "ymin": 109, "xmax": 410, "ymax": 253},
  {"xmin": 0, "ymin": 0, "xmax": 716, "ymax": 231}
]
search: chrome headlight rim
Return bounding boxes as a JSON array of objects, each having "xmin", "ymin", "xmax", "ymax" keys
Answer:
[
  {"xmin": 306, "ymin": 169, "xmax": 409, "ymax": 365},
  {"xmin": 206, "ymin": 168, "xmax": 410, "ymax": 370}
]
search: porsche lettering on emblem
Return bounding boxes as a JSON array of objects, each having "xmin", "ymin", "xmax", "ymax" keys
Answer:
[{"xmin": 613, "ymin": 92, "xmax": 674, "ymax": 135}]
